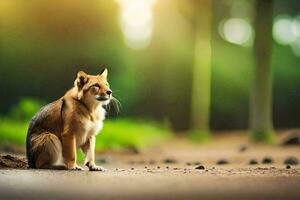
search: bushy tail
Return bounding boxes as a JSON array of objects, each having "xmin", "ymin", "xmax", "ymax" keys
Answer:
[{"xmin": 27, "ymin": 132, "xmax": 66, "ymax": 169}]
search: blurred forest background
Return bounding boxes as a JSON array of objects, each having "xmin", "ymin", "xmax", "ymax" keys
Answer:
[{"xmin": 0, "ymin": 0, "xmax": 300, "ymax": 150}]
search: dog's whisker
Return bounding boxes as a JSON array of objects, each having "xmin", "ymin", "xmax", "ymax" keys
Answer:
[{"xmin": 110, "ymin": 96, "xmax": 121, "ymax": 114}]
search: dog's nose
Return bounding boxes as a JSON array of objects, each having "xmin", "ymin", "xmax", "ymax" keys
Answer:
[{"xmin": 106, "ymin": 90, "xmax": 112, "ymax": 95}]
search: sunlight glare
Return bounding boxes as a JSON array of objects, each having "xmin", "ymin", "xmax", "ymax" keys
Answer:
[{"xmin": 117, "ymin": 0, "xmax": 156, "ymax": 50}]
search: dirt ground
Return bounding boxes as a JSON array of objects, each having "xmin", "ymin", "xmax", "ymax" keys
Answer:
[{"xmin": 0, "ymin": 132, "xmax": 300, "ymax": 200}]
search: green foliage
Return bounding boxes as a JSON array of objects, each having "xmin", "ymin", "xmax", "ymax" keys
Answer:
[
  {"xmin": 0, "ymin": 98, "xmax": 42, "ymax": 146},
  {"xmin": 96, "ymin": 119, "xmax": 171, "ymax": 150},
  {"xmin": 189, "ymin": 129, "xmax": 211, "ymax": 143},
  {"xmin": 0, "ymin": 119, "xmax": 28, "ymax": 145},
  {"xmin": 9, "ymin": 98, "xmax": 43, "ymax": 121},
  {"xmin": 250, "ymin": 130, "xmax": 275, "ymax": 144},
  {"xmin": 0, "ymin": 98, "xmax": 172, "ymax": 151}
]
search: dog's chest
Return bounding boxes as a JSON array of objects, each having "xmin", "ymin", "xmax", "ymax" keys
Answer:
[
  {"xmin": 77, "ymin": 106, "xmax": 105, "ymax": 146},
  {"xmin": 84, "ymin": 118, "xmax": 103, "ymax": 136}
]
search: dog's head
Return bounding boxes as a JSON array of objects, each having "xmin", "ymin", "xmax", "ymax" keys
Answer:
[{"xmin": 74, "ymin": 69, "xmax": 112, "ymax": 106}]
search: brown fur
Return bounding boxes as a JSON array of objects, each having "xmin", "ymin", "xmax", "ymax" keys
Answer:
[{"xmin": 26, "ymin": 69, "xmax": 111, "ymax": 171}]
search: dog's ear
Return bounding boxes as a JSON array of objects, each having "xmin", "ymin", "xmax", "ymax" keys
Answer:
[
  {"xmin": 99, "ymin": 68, "xmax": 108, "ymax": 79},
  {"xmin": 75, "ymin": 71, "xmax": 89, "ymax": 89}
]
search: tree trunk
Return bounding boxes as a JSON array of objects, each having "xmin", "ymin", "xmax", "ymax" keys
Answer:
[
  {"xmin": 250, "ymin": 0, "xmax": 274, "ymax": 142},
  {"xmin": 190, "ymin": 0, "xmax": 212, "ymax": 141}
]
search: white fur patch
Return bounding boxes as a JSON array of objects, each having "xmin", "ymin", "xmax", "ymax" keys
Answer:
[{"xmin": 77, "ymin": 105, "xmax": 106, "ymax": 147}]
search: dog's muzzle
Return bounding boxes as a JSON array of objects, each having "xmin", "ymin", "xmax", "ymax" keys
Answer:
[{"xmin": 95, "ymin": 95, "xmax": 110, "ymax": 101}]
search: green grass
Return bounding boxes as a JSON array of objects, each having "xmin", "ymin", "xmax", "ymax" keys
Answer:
[
  {"xmin": 0, "ymin": 118, "xmax": 172, "ymax": 151},
  {"xmin": 189, "ymin": 129, "xmax": 211, "ymax": 143}
]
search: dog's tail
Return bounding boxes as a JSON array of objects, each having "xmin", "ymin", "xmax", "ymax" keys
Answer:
[{"xmin": 27, "ymin": 132, "xmax": 66, "ymax": 170}]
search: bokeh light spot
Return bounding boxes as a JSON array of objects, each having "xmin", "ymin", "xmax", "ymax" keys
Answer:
[
  {"xmin": 273, "ymin": 15, "xmax": 296, "ymax": 45},
  {"xmin": 220, "ymin": 18, "xmax": 253, "ymax": 46}
]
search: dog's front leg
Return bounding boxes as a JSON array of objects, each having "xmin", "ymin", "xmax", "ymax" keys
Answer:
[
  {"xmin": 62, "ymin": 133, "xmax": 83, "ymax": 170},
  {"xmin": 82, "ymin": 136, "xmax": 106, "ymax": 171}
]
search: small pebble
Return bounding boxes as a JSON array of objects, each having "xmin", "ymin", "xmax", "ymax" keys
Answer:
[
  {"xmin": 238, "ymin": 145, "xmax": 248, "ymax": 152},
  {"xmin": 163, "ymin": 158, "xmax": 177, "ymax": 164},
  {"xmin": 186, "ymin": 162, "xmax": 191, "ymax": 166},
  {"xmin": 131, "ymin": 168, "xmax": 134, "ymax": 170},
  {"xmin": 262, "ymin": 157, "xmax": 273, "ymax": 164},
  {"xmin": 249, "ymin": 159, "xmax": 258, "ymax": 165},
  {"xmin": 195, "ymin": 165, "xmax": 205, "ymax": 170},
  {"xmin": 286, "ymin": 165, "xmax": 291, "ymax": 169},
  {"xmin": 284, "ymin": 157, "xmax": 299, "ymax": 165},
  {"xmin": 281, "ymin": 132, "xmax": 300, "ymax": 145},
  {"xmin": 193, "ymin": 162, "xmax": 201, "ymax": 165},
  {"xmin": 157, "ymin": 166, "xmax": 160, "ymax": 169},
  {"xmin": 173, "ymin": 167, "xmax": 178, "ymax": 170},
  {"xmin": 145, "ymin": 166, "xmax": 148, "ymax": 169},
  {"xmin": 166, "ymin": 166, "xmax": 169, "ymax": 169},
  {"xmin": 216, "ymin": 159, "xmax": 229, "ymax": 165}
]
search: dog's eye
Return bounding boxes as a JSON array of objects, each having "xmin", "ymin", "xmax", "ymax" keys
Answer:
[
  {"xmin": 92, "ymin": 84, "xmax": 100, "ymax": 88},
  {"xmin": 92, "ymin": 85, "xmax": 100, "ymax": 92}
]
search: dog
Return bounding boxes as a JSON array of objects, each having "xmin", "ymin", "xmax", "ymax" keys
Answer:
[{"xmin": 26, "ymin": 69, "xmax": 113, "ymax": 171}]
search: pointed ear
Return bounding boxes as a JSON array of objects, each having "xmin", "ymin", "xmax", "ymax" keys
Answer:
[
  {"xmin": 75, "ymin": 71, "xmax": 88, "ymax": 88},
  {"xmin": 99, "ymin": 68, "xmax": 108, "ymax": 79}
]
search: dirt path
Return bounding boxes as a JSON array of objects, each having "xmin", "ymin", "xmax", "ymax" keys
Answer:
[
  {"xmin": 0, "ymin": 133, "xmax": 300, "ymax": 200},
  {"xmin": 0, "ymin": 168, "xmax": 299, "ymax": 200}
]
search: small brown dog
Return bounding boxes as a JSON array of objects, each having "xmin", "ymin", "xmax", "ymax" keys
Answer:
[{"xmin": 26, "ymin": 69, "xmax": 112, "ymax": 171}]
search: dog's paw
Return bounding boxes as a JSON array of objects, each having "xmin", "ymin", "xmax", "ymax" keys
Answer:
[
  {"xmin": 70, "ymin": 165, "xmax": 84, "ymax": 171},
  {"xmin": 89, "ymin": 165, "xmax": 107, "ymax": 172}
]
